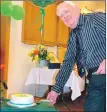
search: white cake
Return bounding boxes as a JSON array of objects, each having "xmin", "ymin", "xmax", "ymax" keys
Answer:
[{"xmin": 10, "ymin": 93, "xmax": 34, "ymax": 105}]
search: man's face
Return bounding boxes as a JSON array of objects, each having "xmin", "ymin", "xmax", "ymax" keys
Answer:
[{"xmin": 57, "ymin": 2, "xmax": 80, "ymax": 29}]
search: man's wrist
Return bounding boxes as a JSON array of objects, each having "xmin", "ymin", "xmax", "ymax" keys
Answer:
[{"xmin": 52, "ymin": 85, "xmax": 63, "ymax": 95}]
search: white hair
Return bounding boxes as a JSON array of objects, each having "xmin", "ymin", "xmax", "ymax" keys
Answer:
[{"xmin": 64, "ymin": 1, "xmax": 75, "ymax": 6}]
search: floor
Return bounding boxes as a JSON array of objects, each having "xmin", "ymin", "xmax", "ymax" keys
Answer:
[{"xmin": 34, "ymin": 91, "xmax": 86, "ymax": 112}]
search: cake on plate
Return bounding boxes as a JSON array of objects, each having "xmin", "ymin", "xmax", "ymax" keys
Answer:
[
  {"xmin": 10, "ymin": 93, "xmax": 34, "ymax": 105},
  {"xmin": 7, "ymin": 93, "xmax": 36, "ymax": 108}
]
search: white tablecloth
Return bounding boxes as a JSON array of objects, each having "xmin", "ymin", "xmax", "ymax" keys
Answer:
[{"xmin": 24, "ymin": 68, "xmax": 85, "ymax": 100}]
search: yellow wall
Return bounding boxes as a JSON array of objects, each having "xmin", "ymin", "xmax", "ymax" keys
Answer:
[{"xmin": 73, "ymin": 1, "xmax": 105, "ymax": 12}]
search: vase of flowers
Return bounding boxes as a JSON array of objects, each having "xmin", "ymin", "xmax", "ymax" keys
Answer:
[
  {"xmin": 28, "ymin": 44, "xmax": 54, "ymax": 67},
  {"xmin": 37, "ymin": 60, "xmax": 47, "ymax": 68}
]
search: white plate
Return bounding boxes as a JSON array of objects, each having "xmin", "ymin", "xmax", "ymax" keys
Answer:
[{"xmin": 7, "ymin": 101, "xmax": 36, "ymax": 108}]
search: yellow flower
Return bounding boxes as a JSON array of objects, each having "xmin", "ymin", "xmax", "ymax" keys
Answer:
[
  {"xmin": 48, "ymin": 52, "xmax": 52, "ymax": 57},
  {"xmin": 36, "ymin": 44, "xmax": 41, "ymax": 49},
  {"xmin": 28, "ymin": 51, "xmax": 33, "ymax": 57},
  {"xmin": 34, "ymin": 55, "xmax": 39, "ymax": 62},
  {"xmin": 47, "ymin": 52, "xmax": 55, "ymax": 61},
  {"xmin": 41, "ymin": 45, "xmax": 46, "ymax": 49}
]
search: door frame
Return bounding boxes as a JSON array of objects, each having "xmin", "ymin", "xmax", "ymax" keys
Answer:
[{"xmin": 1, "ymin": 15, "xmax": 10, "ymax": 97}]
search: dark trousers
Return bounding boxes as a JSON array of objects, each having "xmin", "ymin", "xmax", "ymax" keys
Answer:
[{"xmin": 84, "ymin": 67, "xmax": 106, "ymax": 112}]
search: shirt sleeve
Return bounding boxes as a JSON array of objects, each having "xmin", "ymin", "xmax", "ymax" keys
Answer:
[
  {"xmin": 93, "ymin": 12, "xmax": 106, "ymax": 37},
  {"xmin": 52, "ymin": 31, "xmax": 77, "ymax": 93}
]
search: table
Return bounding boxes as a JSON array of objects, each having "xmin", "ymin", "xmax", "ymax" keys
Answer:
[
  {"xmin": 24, "ymin": 68, "xmax": 85, "ymax": 100},
  {"xmin": 1, "ymin": 99, "xmax": 57, "ymax": 112}
]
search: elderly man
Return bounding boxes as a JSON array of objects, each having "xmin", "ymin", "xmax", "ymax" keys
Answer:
[{"xmin": 47, "ymin": 1, "xmax": 106, "ymax": 112}]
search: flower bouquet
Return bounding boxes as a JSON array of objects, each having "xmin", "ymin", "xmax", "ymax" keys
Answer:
[{"xmin": 28, "ymin": 44, "xmax": 54, "ymax": 67}]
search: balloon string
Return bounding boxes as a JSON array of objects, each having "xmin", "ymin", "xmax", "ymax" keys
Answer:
[
  {"xmin": 40, "ymin": 8, "xmax": 45, "ymax": 44},
  {"xmin": 39, "ymin": 8, "xmax": 45, "ymax": 32},
  {"xmin": 35, "ymin": 12, "xmax": 41, "ymax": 23}
]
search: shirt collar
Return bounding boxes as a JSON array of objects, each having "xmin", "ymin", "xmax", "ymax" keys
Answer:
[{"xmin": 77, "ymin": 14, "xmax": 85, "ymax": 27}]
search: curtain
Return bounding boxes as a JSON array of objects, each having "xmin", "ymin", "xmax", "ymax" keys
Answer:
[
  {"xmin": 43, "ymin": 3, "xmax": 58, "ymax": 46},
  {"xmin": 22, "ymin": 2, "xmax": 41, "ymax": 44},
  {"xmin": 57, "ymin": 46, "xmax": 67, "ymax": 63},
  {"xmin": 57, "ymin": 19, "xmax": 70, "ymax": 47},
  {"xmin": 22, "ymin": 2, "xmax": 69, "ymax": 47}
]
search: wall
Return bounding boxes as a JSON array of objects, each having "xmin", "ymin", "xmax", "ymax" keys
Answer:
[
  {"xmin": 73, "ymin": 1, "xmax": 105, "ymax": 12},
  {"xmin": 7, "ymin": 1, "xmax": 105, "ymax": 97}
]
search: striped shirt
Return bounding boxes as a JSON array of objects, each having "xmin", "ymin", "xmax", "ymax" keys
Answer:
[{"xmin": 52, "ymin": 12, "xmax": 106, "ymax": 93}]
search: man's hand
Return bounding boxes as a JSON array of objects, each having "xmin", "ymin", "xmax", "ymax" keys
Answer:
[
  {"xmin": 47, "ymin": 90, "xmax": 59, "ymax": 104},
  {"xmin": 96, "ymin": 59, "xmax": 106, "ymax": 74}
]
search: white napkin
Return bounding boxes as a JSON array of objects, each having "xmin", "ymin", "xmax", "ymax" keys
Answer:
[{"xmin": 70, "ymin": 72, "xmax": 85, "ymax": 100}]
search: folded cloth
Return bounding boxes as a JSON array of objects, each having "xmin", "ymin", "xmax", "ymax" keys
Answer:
[{"xmin": 65, "ymin": 71, "xmax": 85, "ymax": 100}]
